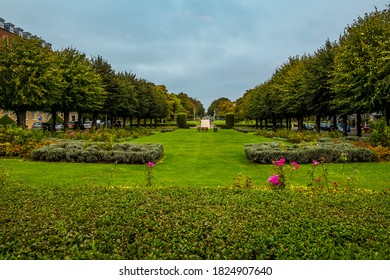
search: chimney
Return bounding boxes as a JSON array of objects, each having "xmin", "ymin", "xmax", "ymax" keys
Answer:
[
  {"xmin": 14, "ymin": 27, "xmax": 24, "ymax": 37},
  {"xmin": 23, "ymin": 31, "xmax": 32, "ymax": 39},
  {"xmin": 4, "ymin": 22, "xmax": 15, "ymax": 33}
]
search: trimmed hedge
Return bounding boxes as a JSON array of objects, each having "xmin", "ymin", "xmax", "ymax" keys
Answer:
[
  {"xmin": 31, "ymin": 141, "xmax": 163, "ymax": 164},
  {"xmin": 225, "ymin": 113, "xmax": 235, "ymax": 129},
  {"xmin": 176, "ymin": 113, "xmax": 187, "ymax": 128},
  {"xmin": 0, "ymin": 115, "xmax": 16, "ymax": 125},
  {"xmin": 245, "ymin": 142, "xmax": 372, "ymax": 164},
  {"xmin": 1, "ymin": 184, "xmax": 389, "ymax": 260}
]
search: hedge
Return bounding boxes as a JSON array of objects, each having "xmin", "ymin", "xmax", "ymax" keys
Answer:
[
  {"xmin": 1, "ymin": 184, "xmax": 389, "ymax": 259},
  {"xmin": 31, "ymin": 141, "xmax": 163, "ymax": 164},
  {"xmin": 225, "ymin": 113, "xmax": 235, "ymax": 129},
  {"xmin": 0, "ymin": 115, "xmax": 16, "ymax": 125},
  {"xmin": 245, "ymin": 142, "xmax": 372, "ymax": 164},
  {"xmin": 176, "ymin": 113, "xmax": 187, "ymax": 128}
]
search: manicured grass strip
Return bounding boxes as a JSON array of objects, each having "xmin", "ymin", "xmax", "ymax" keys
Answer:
[
  {"xmin": 1, "ymin": 129, "xmax": 390, "ymax": 190},
  {"xmin": 1, "ymin": 184, "xmax": 389, "ymax": 260}
]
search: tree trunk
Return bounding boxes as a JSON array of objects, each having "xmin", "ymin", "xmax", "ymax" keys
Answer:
[
  {"xmin": 356, "ymin": 112, "xmax": 362, "ymax": 137},
  {"xmin": 342, "ymin": 114, "xmax": 348, "ymax": 137},
  {"xmin": 51, "ymin": 110, "xmax": 57, "ymax": 132},
  {"xmin": 92, "ymin": 112, "xmax": 98, "ymax": 129},
  {"xmin": 63, "ymin": 111, "xmax": 70, "ymax": 132},
  {"xmin": 123, "ymin": 116, "xmax": 127, "ymax": 129},
  {"xmin": 16, "ymin": 110, "xmax": 27, "ymax": 129},
  {"xmin": 272, "ymin": 117, "xmax": 277, "ymax": 131},
  {"xmin": 333, "ymin": 114, "xmax": 338, "ymax": 129},
  {"xmin": 315, "ymin": 115, "xmax": 321, "ymax": 133}
]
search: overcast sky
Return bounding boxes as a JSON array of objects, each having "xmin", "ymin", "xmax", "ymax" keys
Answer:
[{"xmin": 2, "ymin": 0, "xmax": 389, "ymax": 109}]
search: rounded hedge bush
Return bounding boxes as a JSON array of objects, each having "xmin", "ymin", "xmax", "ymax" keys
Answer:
[
  {"xmin": 176, "ymin": 113, "xmax": 187, "ymax": 128},
  {"xmin": 225, "ymin": 113, "xmax": 235, "ymax": 129}
]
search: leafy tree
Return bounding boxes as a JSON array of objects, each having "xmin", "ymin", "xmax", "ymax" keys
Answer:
[
  {"xmin": 207, "ymin": 97, "xmax": 234, "ymax": 118},
  {"xmin": 332, "ymin": 7, "xmax": 390, "ymax": 135},
  {"xmin": 0, "ymin": 36, "xmax": 59, "ymax": 128},
  {"xmin": 55, "ymin": 48, "xmax": 106, "ymax": 130},
  {"xmin": 305, "ymin": 40, "xmax": 337, "ymax": 132}
]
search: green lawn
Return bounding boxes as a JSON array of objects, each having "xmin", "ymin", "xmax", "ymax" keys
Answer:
[{"xmin": 1, "ymin": 128, "xmax": 390, "ymax": 190}]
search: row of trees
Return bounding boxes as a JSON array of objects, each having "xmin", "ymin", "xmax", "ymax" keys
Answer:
[
  {"xmin": 0, "ymin": 36, "xmax": 205, "ymax": 130},
  {"xmin": 240, "ymin": 6, "xmax": 390, "ymax": 136}
]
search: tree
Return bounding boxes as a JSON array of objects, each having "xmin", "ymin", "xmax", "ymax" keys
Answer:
[
  {"xmin": 207, "ymin": 97, "xmax": 234, "ymax": 118},
  {"xmin": 55, "ymin": 48, "xmax": 106, "ymax": 130},
  {"xmin": 305, "ymin": 40, "xmax": 337, "ymax": 132},
  {"xmin": 332, "ymin": 7, "xmax": 390, "ymax": 135},
  {"xmin": 0, "ymin": 36, "xmax": 59, "ymax": 128}
]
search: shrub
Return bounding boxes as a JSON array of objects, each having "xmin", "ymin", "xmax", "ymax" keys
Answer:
[
  {"xmin": 245, "ymin": 142, "xmax": 372, "ymax": 164},
  {"xmin": 370, "ymin": 118, "xmax": 390, "ymax": 147},
  {"xmin": 176, "ymin": 113, "xmax": 187, "ymax": 128},
  {"xmin": 225, "ymin": 113, "xmax": 235, "ymax": 129},
  {"xmin": 254, "ymin": 129, "xmax": 319, "ymax": 143},
  {"xmin": 1, "ymin": 185, "xmax": 389, "ymax": 259},
  {"xmin": 0, "ymin": 115, "xmax": 16, "ymax": 125},
  {"xmin": 31, "ymin": 141, "xmax": 164, "ymax": 164},
  {"xmin": 0, "ymin": 125, "xmax": 49, "ymax": 157}
]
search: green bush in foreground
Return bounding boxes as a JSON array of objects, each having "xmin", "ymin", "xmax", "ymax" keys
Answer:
[
  {"xmin": 245, "ymin": 142, "xmax": 372, "ymax": 164},
  {"xmin": 31, "ymin": 141, "xmax": 163, "ymax": 164},
  {"xmin": 0, "ymin": 184, "xmax": 388, "ymax": 260}
]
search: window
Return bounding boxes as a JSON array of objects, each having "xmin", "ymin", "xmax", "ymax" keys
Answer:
[{"xmin": 32, "ymin": 111, "xmax": 36, "ymax": 121}]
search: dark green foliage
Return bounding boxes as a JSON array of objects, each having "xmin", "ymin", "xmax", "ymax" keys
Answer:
[
  {"xmin": 225, "ymin": 113, "xmax": 235, "ymax": 129},
  {"xmin": 1, "ymin": 184, "xmax": 389, "ymax": 260},
  {"xmin": 0, "ymin": 115, "xmax": 16, "ymax": 125},
  {"xmin": 31, "ymin": 141, "xmax": 163, "ymax": 164},
  {"xmin": 370, "ymin": 118, "xmax": 390, "ymax": 147},
  {"xmin": 245, "ymin": 142, "xmax": 372, "ymax": 163},
  {"xmin": 176, "ymin": 113, "xmax": 187, "ymax": 128}
]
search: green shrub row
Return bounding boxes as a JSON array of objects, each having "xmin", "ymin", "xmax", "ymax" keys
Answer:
[
  {"xmin": 31, "ymin": 141, "xmax": 163, "ymax": 164},
  {"xmin": 1, "ymin": 184, "xmax": 389, "ymax": 260},
  {"xmin": 245, "ymin": 142, "xmax": 372, "ymax": 164}
]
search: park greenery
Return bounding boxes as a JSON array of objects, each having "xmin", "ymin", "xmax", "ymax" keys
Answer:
[
  {"xmin": 239, "ymin": 7, "xmax": 390, "ymax": 137},
  {"xmin": 1, "ymin": 128, "xmax": 390, "ymax": 259},
  {"xmin": 0, "ymin": 37, "xmax": 205, "ymax": 131},
  {"xmin": 1, "ymin": 5, "xmax": 390, "ymax": 260}
]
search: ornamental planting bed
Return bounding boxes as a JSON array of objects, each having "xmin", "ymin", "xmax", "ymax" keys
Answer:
[
  {"xmin": 245, "ymin": 142, "xmax": 372, "ymax": 164},
  {"xmin": 31, "ymin": 141, "xmax": 163, "ymax": 164}
]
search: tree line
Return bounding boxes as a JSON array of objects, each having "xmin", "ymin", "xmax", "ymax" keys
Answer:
[
  {"xmin": 237, "ymin": 6, "xmax": 390, "ymax": 136},
  {"xmin": 0, "ymin": 36, "xmax": 205, "ymax": 130}
]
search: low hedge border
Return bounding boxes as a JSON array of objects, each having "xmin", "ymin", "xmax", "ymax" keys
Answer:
[
  {"xmin": 245, "ymin": 142, "xmax": 372, "ymax": 164},
  {"xmin": 31, "ymin": 141, "xmax": 163, "ymax": 164}
]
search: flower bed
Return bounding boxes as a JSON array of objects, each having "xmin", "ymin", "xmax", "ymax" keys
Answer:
[
  {"xmin": 245, "ymin": 142, "xmax": 372, "ymax": 164},
  {"xmin": 31, "ymin": 141, "xmax": 163, "ymax": 164}
]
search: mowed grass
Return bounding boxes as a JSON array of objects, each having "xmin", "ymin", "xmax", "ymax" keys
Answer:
[{"xmin": 1, "ymin": 128, "xmax": 390, "ymax": 190}]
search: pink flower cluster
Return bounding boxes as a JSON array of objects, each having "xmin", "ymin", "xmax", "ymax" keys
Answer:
[
  {"xmin": 273, "ymin": 157, "xmax": 286, "ymax": 167},
  {"xmin": 147, "ymin": 162, "xmax": 155, "ymax": 167},
  {"xmin": 272, "ymin": 157, "xmax": 300, "ymax": 170},
  {"xmin": 268, "ymin": 174, "xmax": 281, "ymax": 186}
]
